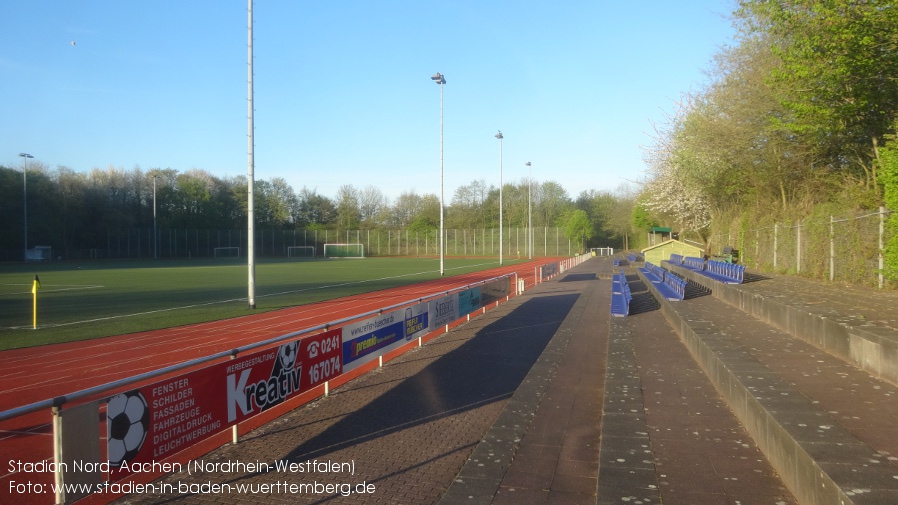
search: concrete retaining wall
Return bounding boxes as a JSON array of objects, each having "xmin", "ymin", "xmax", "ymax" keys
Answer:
[
  {"xmin": 636, "ymin": 268, "xmax": 898, "ymax": 505},
  {"xmin": 664, "ymin": 263, "xmax": 898, "ymax": 387}
]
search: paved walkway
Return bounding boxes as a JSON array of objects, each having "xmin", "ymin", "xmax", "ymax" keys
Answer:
[
  {"xmin": 119, "ymin": 264, "xmax": 599, "ymax": 504},
  {"xmin": 113, "ymin": 257, "xmax": 898, "ymax": 504}
]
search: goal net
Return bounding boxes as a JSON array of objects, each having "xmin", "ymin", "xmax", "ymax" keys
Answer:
[
  {"xmin": 213, "ymin": 247, "xmax": 240, "ymax": 259},
  {"xmin": 25, "ymin": 246, "xmax": 52, "ymax": 262},
  {"xmin": 287, "ymin": 246, "xmax": 316, "ymax": 258},
  {"xmin": 323, "ymin": 243, "xmax": 365, "ymax": 259}
]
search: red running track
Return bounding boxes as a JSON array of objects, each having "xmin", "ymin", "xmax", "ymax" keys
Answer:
[{"xmin": 0, "ymin": 261, "xmax": 548, "ymax": 505}]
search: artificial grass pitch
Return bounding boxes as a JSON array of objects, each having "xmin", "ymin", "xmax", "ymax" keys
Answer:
[{"xmin": 0, "ymin": 257, "xmax": 506, "ymax": 350}]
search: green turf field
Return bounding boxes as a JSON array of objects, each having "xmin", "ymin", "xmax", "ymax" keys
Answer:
[{"xmin": 0, "ymin": 257, "xmax": 514, "ymax": 350}]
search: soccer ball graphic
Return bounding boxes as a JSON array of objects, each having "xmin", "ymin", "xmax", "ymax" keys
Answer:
[
  {"xmin": 278, "ymin": 341, "xmax": 298, "ymax": 371},
  {"xmin": 107, "ymin": 390, "xmax": 149, "ymax": 467}
]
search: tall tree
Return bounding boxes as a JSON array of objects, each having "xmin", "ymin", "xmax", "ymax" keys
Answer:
[
  {"xmin": 335, "ymin": 184, "xmax": 361, "ymax": 230},
  {"xmin": 296, "ymin": 187, "xmax": 336, "ymax": 228},
  {"xmin": 737, "ymin": 0, "xmax": 898, "ymax": 187},
  {"xmin": 358, "ymin": 185, "xmax": 387, "ymax": 228},
  {"xmin": 539, "ymin": 181, "xmax": 572, "ymax": 227},
  {"xmin": 562, "ymin": 209, "xmax": 593, "ymax": 253},
  {"xmin": 390, "ymin": 190, "xmax": 424, "ymax": 228}
]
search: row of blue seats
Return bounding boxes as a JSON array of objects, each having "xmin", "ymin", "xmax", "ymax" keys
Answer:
[
  {"xmin": 668, "ymin": 255, "xmax": 745, "ymax": 284},
  {"xmin": 704, "ymin": 260, "xmax": 745, "ymax": 284},
  {"xmin": 610, "ymin": 268, "xmax": 631, "ymax": 317},
  {"xmin": 626, "ymin": 253, "xmax": 643, "ymax": 263},
  {"xmin": 639, "ymin": 262, "xmax": 686, "ymax": 301},
  {"xmin": 683, "ymin": 256, "xmax": 705, "ymax": 270}
]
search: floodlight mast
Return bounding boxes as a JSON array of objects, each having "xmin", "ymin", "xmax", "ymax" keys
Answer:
[
  {"xmin": 19, "ymin": 153, "xmax": 34, "ymax": 262},
  {"xmin": 525, "ymin": 162, "xmax": 532, "ymax": 259},
  {"xmin": 247, "ymin": 0, "xmax": 256, "ymax": 309},
  {"xmin": 495, "ymin": 131, "xmax": 503, "ymax": 266},
  {"xmin": 152, "ymin": 174, "xmax": 160, "ymax": 260},
  {"xmin": 432, "ymin": 72, "xmax": 446, "ymax": 276}
]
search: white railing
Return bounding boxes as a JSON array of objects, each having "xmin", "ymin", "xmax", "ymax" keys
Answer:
[{"xmin": 0, "ymin": 272, "xmax": 520, "ymax": 504}]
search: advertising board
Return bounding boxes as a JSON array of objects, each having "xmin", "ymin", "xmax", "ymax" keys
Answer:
[{"xmin": 106, "ymin": 329, "xmax": 342, "ymax": 480}]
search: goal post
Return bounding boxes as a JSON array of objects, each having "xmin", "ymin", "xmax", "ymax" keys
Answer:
[
  {"xmin": 287, "ymin": 246, "xmax": 316, "ymax": 258},
  {"xmin": 323, "ymin": 243, "xmax": 365, "ymax": 259},
  {"xmin": 213, "ymin": 247, "xmax": 240, "ymax": 259}
]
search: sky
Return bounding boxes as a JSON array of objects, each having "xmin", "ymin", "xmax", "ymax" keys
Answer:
[{"xmin": 2, "ymin": 1, "xmax": 736, "ymax": 203}]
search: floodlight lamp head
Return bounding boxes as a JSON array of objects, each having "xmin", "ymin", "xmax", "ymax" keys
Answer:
[
  {"xmin": 495, "ymin": 131, "xmax": 503, "ymax": 140},
  {"xmin": 525, "ymin": 162, "xmax": 531, "ymax": 166},
  {"xmin": 19, "ymin": 153, "xmax": 33, "ymax": 159},
  {"xmin": 431, "ymin": 72, "xmax": 445, "ymax": 84}
]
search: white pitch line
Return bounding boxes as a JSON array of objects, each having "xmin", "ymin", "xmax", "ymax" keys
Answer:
[
  {"xmin": 0, "ymin": 284, "xmax": 104, "ymax": 296},
  {"xmin": 1, "ymin": 262, "xmax": 496, "ymax": 331}
]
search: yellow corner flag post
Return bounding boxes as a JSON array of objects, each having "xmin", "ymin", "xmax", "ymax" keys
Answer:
[{"xmin": 31, "ymin": 275, "xmax": 40, "ymax": 329}]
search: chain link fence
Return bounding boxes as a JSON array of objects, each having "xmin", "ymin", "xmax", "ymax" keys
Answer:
[
  {"xmin": 49, "ymin": 227, "xmax": 571, "ymax": 261},
  {"xmin": 710, "ymin": 206, "xmax": 894, "ymax": 288}
]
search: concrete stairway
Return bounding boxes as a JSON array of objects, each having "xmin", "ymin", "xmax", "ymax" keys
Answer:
[{"xmin": 634, "ymin": 263, "xmax": 898, "ymax": 505}]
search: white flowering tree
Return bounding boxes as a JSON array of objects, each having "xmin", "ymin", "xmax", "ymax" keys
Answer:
[{"xmin": 642, "ymin": 96, "xmax": 713, "ymax": 241}]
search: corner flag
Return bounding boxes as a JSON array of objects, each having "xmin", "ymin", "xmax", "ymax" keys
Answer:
[{"xmin": 31, "ymin": 275, "xmax": 41, "ymax": 329}]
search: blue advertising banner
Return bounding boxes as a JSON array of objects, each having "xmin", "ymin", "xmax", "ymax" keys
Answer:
[
  {"xmin": 457, "ymin": 287, "xmax": 481, "ymax": 316},
  {"xmin": 342, "ymin": 302, "xmax": 429, "ymax": 372}
]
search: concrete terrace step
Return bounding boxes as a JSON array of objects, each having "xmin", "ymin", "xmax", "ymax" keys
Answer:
[
  {"xmin": 636, "ymin": 266, "xmax": 898, "ymax": 505},
  {"xmin": 599, "ymin": 276, "xmax": 797, "ymax": 505},
  {"xmin": 665, "ymin": 261, "xmax": 898, "ymax": 386}
]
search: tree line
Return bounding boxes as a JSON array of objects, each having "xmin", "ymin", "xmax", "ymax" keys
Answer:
[
  {"xmin": 640, "ymin": 0, "xmax": 898, "ymax": 280},
  {"xmin": 0, "ymin": 163, "xmax": 636, "ymax": 260}
]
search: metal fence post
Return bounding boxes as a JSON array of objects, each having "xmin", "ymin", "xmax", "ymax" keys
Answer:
[
  {"xmin": 773, "ymin": 223, "xmax": 778, "ymax": 269},
  {"xmin": 880, "ymin": 206, "xmax": 886, "ymax": 289},
  {"xmin": 830, "ymin": 215, "xmax": 835, "ymax": 282},
  {"xmin": 52, "ymin": 405, "xmax": 65, "ymax": 504}
]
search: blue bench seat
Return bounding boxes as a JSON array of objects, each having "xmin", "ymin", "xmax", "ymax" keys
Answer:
[
  {"xmin": 639, "ymin": 262, "xmax": 685, "ymax": 301},
  {"xmin": 610, "ymin": 269, "xmax": 631, "ymax": 317}
]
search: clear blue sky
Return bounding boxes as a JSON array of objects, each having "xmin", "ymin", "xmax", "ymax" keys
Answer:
[{"xmin": 2, "ymin": 1, "xmax": 735, "ymax": 202}]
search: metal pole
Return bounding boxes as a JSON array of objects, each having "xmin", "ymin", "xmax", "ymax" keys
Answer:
[
  {"xmin": 526, "ymin": 162, "xmax": 532, "ymax": 259},
  {"xmin": 774, "ymin": 223, "xmax": 778, "ymax": 269},
  {"xmin": 440, "ymin": 79, "xmax": 444, "ymax": 275},
  {"xmin": 496, "ymin": 131, "xmax": 503, "ymax": 265},
  {"xmin": 23, "ymin": 160, "xmax": 27, "ymax": 261},
  {"xmin": 880, "ymin": 206, "xmax": 886, "ymax": 289},
  {"xmin": 247, "ymin": 0, "xmax": 256, "ymax": 309},
  {"xmin": 153, "ymin": 175, "xmax": 158, "ymax": 260},
  {"xmin": 19, "ymin": 153, "xmax": 33, "ymax": 262},
  {"xmin": 52, "ymin": 406, "xmax": 65, "ymax": 504},
  {"xmin": 432, "ymin": 73, "xmax": 446, "ymax": 276},
  {"xmin": 829, "ymin": 215, "xmax": 834, "ymax": 282}
]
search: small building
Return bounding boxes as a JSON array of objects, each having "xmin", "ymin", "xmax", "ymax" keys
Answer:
[
  {"xmin": 641, "ymin": 239, "xmax": 703, "ymax": 266},
  {"xmin": 647, "ymin": 226, "xmax": 672, "ymax": 246}
]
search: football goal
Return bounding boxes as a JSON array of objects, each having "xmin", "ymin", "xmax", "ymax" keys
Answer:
[
  {"xmin": 287, "ymin": 246, "xmax": 316, "ymax": 258},
  {"xmin": 590, "ymin": 247, "xmax": 614, "ymax": 256},
  {"xmin": 213, "ymin": 247, "xmax": 241, "ymax": 259},
  {"xmin": 323, "ymin": 243, "xmax": 365, "ymax": 259}
]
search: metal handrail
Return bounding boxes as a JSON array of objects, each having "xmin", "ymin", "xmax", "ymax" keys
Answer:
[{"xmin": 0, "ymin": 272, "xmax": 517, "ymax": 422}]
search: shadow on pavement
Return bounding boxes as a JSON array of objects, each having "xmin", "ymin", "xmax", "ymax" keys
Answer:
[
  {"xmin": 274, "ymin": 293, "xmax": 581, "ymax": 464},
  {"xmin": 559, "ymin": 273, "xmax": 596, "ymax": 282}
]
